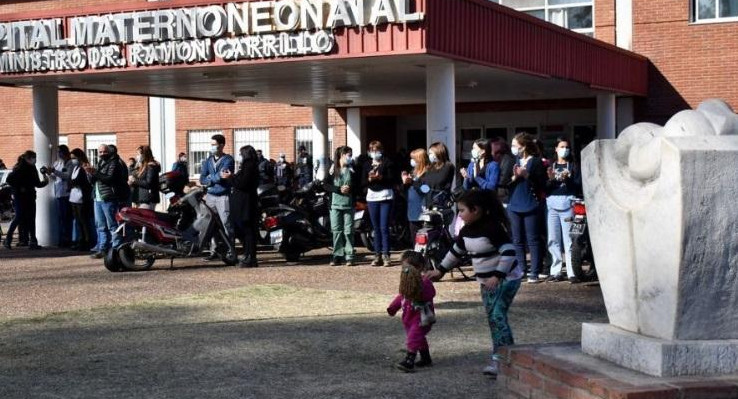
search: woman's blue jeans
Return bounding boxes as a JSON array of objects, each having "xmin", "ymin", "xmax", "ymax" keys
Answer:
[
  {"xmin": 508, "ymin": 208, "xmax": 542, "ymax": 278},
  {"xmin": 368, "ymin": 200, "xmax": 392, "ymax": 256}
]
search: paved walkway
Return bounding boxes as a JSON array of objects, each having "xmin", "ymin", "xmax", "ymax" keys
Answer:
[{"xmin": 0, "ymin": 246, "xmax": 607, "ymax": 398}]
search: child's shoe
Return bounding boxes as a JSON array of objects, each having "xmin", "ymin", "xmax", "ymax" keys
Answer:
[
  {"xmin": 415, "ymin": 349, "xmax": 433, "ymax": 368},
  {"xmin": 395, "ymin": 351, "xmax": 416, "ymax": 372},
  {"xmin": 482, "ymin": 359, "xmax": 499, "ymax": 378}
]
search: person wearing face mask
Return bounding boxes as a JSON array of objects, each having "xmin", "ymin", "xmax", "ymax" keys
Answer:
[
  {"xmin": 85, "ymin": 144, "xmax": 128, "ymax": 258},
  {"xmin": 460, "ymin": 138, "xmax": 500, "ymax": 194},
  {"xmin": 3, "ymin": 151, "xmax": 49, "ymax": 250},
  {"xmin": 230, "ymin": 145, "xmax": 260, "ymax": 268},
  {"xmin": 295, "ymin": 145, "xmax": 313, "ymax": 189},
  {"xmin": 255, "ymin": 149, "xmax": 274, "ymax": 185},
  {"xmin": 68, "ymin": 148, "xmax": 94, "ymax": 251},
  {"xmin": 199, "ymin": 134, "xmax": 235, "ymax": 261},
  {"xmin": 507, "ymin": 133, "xmax": 547, "ymax": 284},
  {"xmin": 424, "ymin": 142, "xmax": 455, "ymax": 195},
  {"xmin": 128, "ymin": 145, "xmax": 161, "ymax": 210},
  {"xmin": 544, "ymin": 138, "xmax": 582, "ymax": 284},
  {"xmin": 402, "ymin": 149, "xmax": 431, "ymax": 241},
  {"xmin": 324, "ymin": 146, "xmax": 356, "ymax": 266},
  {"xmin": 274, "ymin": 153, "xmax": 293, "ymax": 188},
  {"xmin": 171, "ymin": 152, "xmax": 189, "ymax": 177},
  {"xmin": 362, "ymin": 140, "xmax": 396, "ymax": 266},
  {"xmin": 48, "ymin": 145, "xmax": 74, "ymax": 247}
]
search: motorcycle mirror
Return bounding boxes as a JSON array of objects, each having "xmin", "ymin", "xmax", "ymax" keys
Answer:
[{"xmin": 420, "ymin": 184, "xmax": 431, "ymax": 194}]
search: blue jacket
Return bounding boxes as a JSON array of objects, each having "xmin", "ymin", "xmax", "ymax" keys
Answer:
[
  {"xmin": 199, "ymin": 154, "xmax": 235, "ymax": 196},
  {"xmin": 463, "ymin": 160, "xmax": 500, "ymax": 192}
]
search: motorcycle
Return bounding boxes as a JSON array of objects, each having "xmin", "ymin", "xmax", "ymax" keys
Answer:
[
  {"xmin": 569, "ymin": 198, "xmax": 597, "ymax": 282},
  {"xmin": 256, "ymin": 183, "xmax": 293, "ymax": 246},
  {"xmin": 263, "ymin": 180, "xmax": 332, "ymax": 262},
  {"xmin": 103, "ymin": 176, "xmax": 237, "ymax": 272},
  {"xmin": 413, "ymin": 186, "xmax": 474, "ymax": 280},
  {"xmin": 354, "ymin": 191, "xmax": 412, "ymax": 252}
]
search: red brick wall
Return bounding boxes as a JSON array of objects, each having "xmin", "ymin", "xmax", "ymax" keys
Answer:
[
  {"xmin": 594, "ymin": 0, "xmax": 615, "ymax": 45},
  {"xmin": 631, "ymin": 1, "xmax": 738, "ymax": 124}
]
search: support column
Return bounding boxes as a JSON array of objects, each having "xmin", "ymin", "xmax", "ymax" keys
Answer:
[
  {"xmin": 616, "ymin": 97, "xmax": 634, "ymax": 135},
  {"xmin": 597, "ymin": 93, "xmax": 617, "ymax": 140},
  {"xmin": 426, "ymin": 63, "xmax": 456, "ymax": 165},
  {"xmin": 149, "ymin": 97, "xmax": 177, "ymax": 210},
  {"xmin": 615, "ymin": 0, "xmax": 633, "ymax": 50},
  {"xmin": 346, "ymin": 108, "xmax": 363, "ymax": 155},
  {"xmin": 33, "ymin": 86, "xmax": 59, "ymax": 247},
  {"xmin": 312, "ymin": 106, "xmax": 329, "ymax": 180}
]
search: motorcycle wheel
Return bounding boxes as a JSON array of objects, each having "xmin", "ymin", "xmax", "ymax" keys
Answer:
[
  {"xmin": 571, "ymin": 237, "xmax": 597, "ymax": 282},
  {"xmin": 103, "ymin": 247, "xmax": 123, "ymax": 272},
  {"xmin": 117, "ymin": 243, "xmax": 155, "ymax": 271},
  {"xmin": 284, "ymin": 251, "xmax": 301, "ymax": 262}
]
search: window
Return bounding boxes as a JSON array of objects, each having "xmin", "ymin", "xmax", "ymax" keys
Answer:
[
  {"xmin": 85, "ymin": 133, "xmax": 116, "ymax": 165},
  {"xmin": 693, "ymin": 0, "xmax": 738, "ymax": 22},
  {"xmin": 188, "ymin": 130, "xmax": 222, "ymax": 177},
  {"xmin": 58, "ymin": 135, "xmax": 69, "ymax": 147},
  {"xmin": 491, "ymin": 0, "xmax": 594, "ymax": 36},
  {"xmin": 295, "ymin": 126, "xmax": 334, "ymax": 159},
  {"xmin": 234, "ymin": 128, "xmax": 269, "ymax": 168}
]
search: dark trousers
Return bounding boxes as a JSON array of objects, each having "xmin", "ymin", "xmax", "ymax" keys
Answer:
[
  {"xmin": 368, "ymin": 200, "xmax": 392, "ymax": 256},
  {"xmin": 235, "ymin": 219, "xmax": 258, "ymax": 264},
  {"xmin": 6, "ymin": 197, "xmax": 36, "ymax": 245},
  {"xmin": 508, "ymin": 208, "xmax": 542, "ymax": 278},
  {"xmin": 56, "ymin": 197, "xmax": 73, "ymax": 245},
  {"xmin": 71, "ymin": 202, "xmax": 92, "ymax": 246}
]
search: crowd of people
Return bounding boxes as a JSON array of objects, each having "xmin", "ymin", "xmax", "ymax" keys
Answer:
[{"xmin": 1, "ymin": 132, "xmax": 583, "ymax": 378}]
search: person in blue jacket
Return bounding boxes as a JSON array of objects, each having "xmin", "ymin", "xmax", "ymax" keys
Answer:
[
  {"xmin": 199, "ymin": 133, "xmax": 235, "ymax": 261},
  {"xmin": 461, "ymin": 138, "xmax": 500, "ymax": 193}
]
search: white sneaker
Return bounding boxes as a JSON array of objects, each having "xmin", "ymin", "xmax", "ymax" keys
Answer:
[{"xmin": 482, "ymin": 361, "xmax": 499, "ymax": 377}]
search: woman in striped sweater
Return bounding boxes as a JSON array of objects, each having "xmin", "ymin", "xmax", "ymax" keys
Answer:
[{"xmin": 426, "ymin": 190, "xmax": 522, "ymax": 377}]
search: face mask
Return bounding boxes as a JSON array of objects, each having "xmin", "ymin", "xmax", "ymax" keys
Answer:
[
  {"xmin": 511, "ymin": 146, "xmax": 520, "ymax": 157},
  {"xmin": 135, "ymin": 155, "xmax": 142, "ymax": 163},
  {"xmin": 179, "ymin": 157, "xmax": 187, "ymax": 162},
  {"xmin": 100, "ymin": 153, "xmax": 110, "ymax": 161},
  {"xmin": 345, "ymin": 155, "xmax": 353, "ymax": 165},
  {"xmin": 210, "ymin": 145, "xmax": 219, "ymax": 155},
  {"xmin": 71, "ymin": 159, "xmax": 79, "ymax": 166},
  {"xmin": 236, "ymin": 154, "xmax": 243, "ymax": 164},
  {"xmin": 557, "ymin": 148, "xmax": 570, "ymax": 159},
  {"xmin": 428, "ymin": 152, "xmax": 438, "ymax": 164},
  {"xmin": 279, "ymin": 157, "xmax": 286, "ymax": 162},
  {"xmin": 410, "ymin": 159, "xmax": 417, "ymax": 168},
  {"xmin": 471, "ymin": 149, "xmax": 481, "ymax": 160},
  {"xmin": 370, "ymin": 151, "xmax": 383, "ymax": 161}
]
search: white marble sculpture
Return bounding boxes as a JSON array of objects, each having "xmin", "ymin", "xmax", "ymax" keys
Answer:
[{"xmin": 580, "ymin": 99, "xmax": 738, "ymax": 376}]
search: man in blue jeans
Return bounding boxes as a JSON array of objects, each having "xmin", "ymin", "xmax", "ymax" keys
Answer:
[
  {"xmin": 86, "ymin": 144, "xmax": 128, "ymax": 259},
  {"xmin": 199, "ymin": 133, "xmax": 235, "ymax": 261}
]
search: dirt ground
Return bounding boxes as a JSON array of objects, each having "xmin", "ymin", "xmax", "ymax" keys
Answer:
[{"xmin": 0, "ymin": 245, "xmax": 607, "ymax": 398}]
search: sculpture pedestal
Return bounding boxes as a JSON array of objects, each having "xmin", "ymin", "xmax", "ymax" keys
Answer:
[
  {"xmin": 497, "ymin": 343, "xmax": 738, "ymax": 399},
  {"xmin": 582, "ymin": 323, "xmax": 738, "ymax": 377}
]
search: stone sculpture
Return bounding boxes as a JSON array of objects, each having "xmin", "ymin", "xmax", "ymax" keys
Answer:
[{"xmin": 580, "ymin": 99, "xmax": 738, "ymax": 377}]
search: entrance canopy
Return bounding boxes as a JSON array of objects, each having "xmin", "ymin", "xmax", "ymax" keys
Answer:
[{"xmin": 0, "ymin": 0, "xmax": 648, "ymax": 105}]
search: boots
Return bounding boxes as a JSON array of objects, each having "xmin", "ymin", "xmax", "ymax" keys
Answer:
[
  {"xmin": 415, "ymin": 349, "xmax": 433, "ymax": 368},
  {"xmin": 395, "ymin": 351, "xmax": 416, "ymax": 372}
]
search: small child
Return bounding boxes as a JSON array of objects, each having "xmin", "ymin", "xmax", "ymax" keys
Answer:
[{"xmin": 387, "ymin": 251, "xmax": 436, "ymax": 372}]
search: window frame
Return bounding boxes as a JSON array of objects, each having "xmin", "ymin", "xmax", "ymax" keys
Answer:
[
  {"xmin": 691, "ymin": 0, "xmax": 738, "ymax": 23},
  {"xmin": 496, "ymin": 0, "xmax": 595, "ymax": 36},
  {"xmin": 187, "ymin": 129, "xmax": 222, "ymax": 178},
  {"xmin": 294, "ymin": 126, "xmax": 334, "ymax": 160},
  {"xmin": 84, "ymin": 133, "xmax": 117, "ymax": 166},
  {"xmin": 233, "ymin": 127, "xmax": 270, "ymax": 169}
]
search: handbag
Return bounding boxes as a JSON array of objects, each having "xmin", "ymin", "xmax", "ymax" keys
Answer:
[{"xmin": 419, "ymin": 303, "xmax": 436, "ymax": 327}]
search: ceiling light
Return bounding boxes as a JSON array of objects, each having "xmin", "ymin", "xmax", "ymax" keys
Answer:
[{"xmin": 232, "ymin": 90, "xmax": 258, "ymax": 99}]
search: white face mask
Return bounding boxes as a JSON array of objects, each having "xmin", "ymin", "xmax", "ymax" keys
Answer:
[
  {"xmin": 471, "ymin": 148, "xmax": 481, "ymax": 160},
  {"xmin": 511, "ymin": 146, "xmax": 520, "ymax": 157},
  {"xmin": 428, "ymin": 152, "xmax": 438, "ymax": 164},
  {"xmin": 71, "ymin": 159, "xmax": 79, "ymax": 166},
  {"xmin": 410, "ymin": 159, "xmax": 417, "ymax": 168},
  {"xmin": 370, "ymin": 151, "xmax": 383, "ymax": 161},
  {"xmin": 557, "ymin": 148, "xmax": 570, "ymax": 159},
  {"xmin": 179, "ymin": 157, "xmax": 187, "ymax": 162},
  {"xmin": 135, "ymin": 154, "xmax": 142, "ymax": 163},
  {"xmin": 236, "ymin": 154, "xmax": 243, "ymax": 164}
]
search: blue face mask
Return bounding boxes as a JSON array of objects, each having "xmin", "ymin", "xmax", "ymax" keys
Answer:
[
  {"xmin": 371, "ymin": 152, "xmax": 383, "ymax": 161},
  {"xmin": 345, "ymin": 155, "xmax": 353, "ymax": 165},
  {"xmin": 210, "ymin": 145, "xmax": 219, "ymax": 155},
  {"xmin": 557, "ymin": 148, "xmax": 571, "ymax": 159}
]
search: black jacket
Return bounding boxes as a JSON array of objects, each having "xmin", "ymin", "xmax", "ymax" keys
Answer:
[
  {"xmin": 69, "ymin": 165, "xmax": 93, "ymax": 203},
  {"xmin": 130, "ymin": 162, "xmax": 161, "ymax": 204},
  {"xmin": 496, "ymin": 154, "xmax": 516, "ymax": 204},
  {"xmin": 230, "ymin": 159, "xmax": 259, "ymax": 223},
  {"xmin": 361, "ymin": 158, "xmax": 396, "ymax": 193},
  {"xmin": 92, "ymin": 155, "xmax": 128, "ymax": 202},
  {"xmin": 7, "ymin": 162, "xmax": 47, "ymax": 199}
]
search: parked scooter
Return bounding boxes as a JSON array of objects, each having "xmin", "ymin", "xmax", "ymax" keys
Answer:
[
  {"xmin": 103, "ymin": 174, "xmax": 237, "ymax": 272},
  {"xmin": 413, "ymin": 186, "xmax": 473, "ymax": 280},
  {"xmin": 256, "ymin": 183, "xmax": 293, "ymax": 246},
  {"xmin": 263, "ymin": 180, "xmax": 332, "ymax": 262},
  {"xmin": 569, "ymin": 198, "xmax": 597, "ymax": 281},
  {"xmin": 354, "ymin": 190, "xmax": 412, "ymax": 252}
]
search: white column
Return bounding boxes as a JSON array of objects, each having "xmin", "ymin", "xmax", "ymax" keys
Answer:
[
  {"xmin": 312, "ymin": 106, "xmax": 329, "ymax": 180},
  {"xmin": 426, "ymin": 63, "xmax": 456, "ymax": 165},
  {"xmin": 615, "ymin": 0, "xmax": 633, "ymax": 50},
  {"xmin": 597, "ymin": 93, "xmax": 617, "ymax": 140},
  {"xmin": 616, "ymin": 97, "xmax": 635, "ymax": 135},
  {"xmin": 346, "ymin": 108, "xmax": 363, "ymax": 155},
  {"xmin": 149, "ymin": 97, "xmax": 177, "ymax": 171},
  {"xmin": 33, "ymin": 86, "xmax": 59, "ymax": 247}
]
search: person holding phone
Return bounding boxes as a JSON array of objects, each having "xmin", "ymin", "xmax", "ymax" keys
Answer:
[{"xmin": 199, "ymin": 134, "xmax": 235, "ymax": 261}]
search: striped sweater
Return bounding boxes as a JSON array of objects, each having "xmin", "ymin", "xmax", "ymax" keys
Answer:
[{"xmin": 440, "ymin": 219, "xmax": 523, "ymax": 283}]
